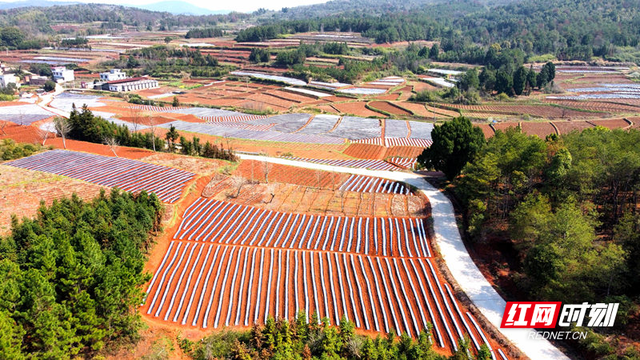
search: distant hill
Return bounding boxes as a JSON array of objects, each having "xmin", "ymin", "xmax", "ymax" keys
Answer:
[
  {"xmin": 135, "ymin": 1, "xmax": 230, "ymax": 15},
  {"xmin": 0, "ymin": 0, "xmax": 78, "ymax": 10}
]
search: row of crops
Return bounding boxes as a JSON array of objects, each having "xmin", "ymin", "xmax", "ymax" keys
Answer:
[
  {"xmin": 5, "ymin": 150, "xmax": 194, "ymax": 203},
  {"xmin": 173, "ymin": 198, "xmax": 431, "ymax": 258},
  {"xmin": 144, "ymin": 242, "xmax": 504, "ymax": 360}
]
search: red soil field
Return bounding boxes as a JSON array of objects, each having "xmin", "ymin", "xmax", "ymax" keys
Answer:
[
  {"xmin": 374, "ymin": 93, "xmax": 401, "ymax": 101},
  {"xmin": 519, "ymin": 122, "xmax": 558, "ymax": 138},
  {"xmin": 553, "ymin": 120, "xmax": 595, "ymax": 134},
  {"xmin": 426, "ymin": 105, "xmax": 459, "ymax": 117},
  {"xmin": 0, "ymin": 122, "xmax": 154, "ymax": 159},
  {"xmin": 384, "ymin": 146, "xmax": 424, "ymax": 159},
  {"xmin": 332, "ymin": 101, "xmax": 386, "ymax": 117},
  {"xmin": 343, "ymin": 143, "xmax": 387, "ymax": 160},
  {"xmin": 545, "ymin": 99, "xmax": 640, "ymax": 113},
  {"xmin": 369, "ymin": 101, "xmax": 413, "ymax": 116},
  {"xmin": 0, "ymin": 165, "xmax": 106, "ymax": 236},
  {"xmin": 492, "ymin": 122, "xmax": 519, "ymax": 133},
  {"xmin": 235, "ymin": 160, "xmax": 349, "ymax": 188},
  {"xmin": 322, "ymin": 95, "xmax": 357, "ymax": 103},
  {"xmin": 588, "ymin": 118, "xmax": 633, "ymax": 129},
  {"xmin": 411, "ymin": 81, "xmax": 437, "ymax": 92},
  {"xmin": 443, "ymin": 103, "xmax": 607, "ymax": 119},
  {"xmin": 475, "ymin": 124, "xmax": 495, "ymax": 138},
  {"xmin": 268, "ymin": 89, "xmax": 317, "ymax": 103},
  {"xmin": 314, "ymin": 105, "xmax": 341, "ymax": 114},
  {"xmin": 396, "ymin": 102, "xmax": 436, "ymax": 118},
  {"xmin": 244, "ymin": 94, "xmax": 298, "ymax": 109},
  {"xmin": 141, "ymin": 193, "xmax": 508, "ymax": 357}
]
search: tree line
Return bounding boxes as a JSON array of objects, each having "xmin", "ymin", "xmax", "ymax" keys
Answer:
[
  {"xmin": 182, "ymin": 313, "xmax": 493, "ymax": 360},
  {"xmin": 235, "ymin": 0, "xmax": 640, "ymax": 63},
  {"xmin": 67, "ymin": 105, "xmax": 236, "ymax": 162},
  {"xmin": 185, "ymin": 27, "xmax": 224, "ymax": 39}
]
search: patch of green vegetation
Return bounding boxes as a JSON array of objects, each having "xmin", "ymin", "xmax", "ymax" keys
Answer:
[
  {"xmin": 0, "ymin": 139, "xmax": 46, "ymax": 161},
  {"xmin": 527, "ymin": 53, "xmax": 557, "ymax": 63}
]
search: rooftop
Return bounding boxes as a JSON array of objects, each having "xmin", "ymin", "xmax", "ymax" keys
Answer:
[{"xmin": 106, "ymin": 76, "xmax": 153, "ymax": 85}]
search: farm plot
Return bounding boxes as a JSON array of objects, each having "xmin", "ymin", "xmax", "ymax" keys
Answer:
[
  {"xmin": 343, "ymin": 143, "xmax": 387, "ymax": 160},
  {"xmin": 385, "ymin": 119, "xmax": 410, "ymax": 138},
  {"xmin": 385, "ymin": 146, "xmax": 424, "ymax": 159},
  {"xmin": 587, "ymin": 118, "xmax": 632, "ymax": 129},
  {"xmin": 230, "ymin": 71, "xmax": 307, "ymax": 86},
  {"xmin": 158, "ymin": 121, "xmax": 345, "ymax": 145},
  {"xmin": 407, "ymin": 121, "xmax": 434, "ymax": 140},
  {"xmin": 332, "ymin": 102, "xmax": 386, "ymax": 117},
  {"xmin": 369, "ymin": 102, "xmax": 413, "ymax": 116},
  {"xmin": 172, "ymin": 198, "xmax": 430, "ymax": 257},
  {"xmin": 127, "ymin": 105, "xmax": 189, "ymax": 113},
  {"xmin": 519, "ymin": 122, "xmax": 557, "ymax": 138},
  {"xmin": 330, "ymin": 116, "xmax": 382, "ymax": 140},
  {"xmin": 394, "ymin": 103, "xmax": 434, "ymax": 118},
  {"xmin": 235, "ymin": 160, "xmax": 349, "ymax": 188},
  {"xmin": 545, "ymin": 99, "xmax": 640, "ymax": 113},
  {"xmin": 0, "ymin": 104, "xmax": 55, "ymax": 125},
  {"xmin": 251, "ymin": 113, "xmax": 312, "ymax": 133},
  {"xmin": 50, "ymin": 93, "xmax": 107, "ymax": 112},
  {"xmin": 351, "ymin": 137, "xmax": 384, "ymax": 146},
  {"xmin": 284, "ymin": 87, "xmax": 332, "ymax": 99},
  {"xmin": 202, "ymin": 115, "xmax": 268, "ymax": 123},
  {"xmin": 143, "ymin": 243, "xmax": 497, "ymax": 356},
  {"xmin": 339, "ymin": 174, "xmax": 411, "ymax": 195},
  {"xmin": 297, "ymin": 114, "xmax": 340, "ymax": 135},
  {"xmin": 443, "ymin": 104, "xmax": 607, "ymax": 119},
  {"xmin": 384, "ymin": 138, "xmax": 432, "ymax": 148},
  {"xmin": 386, "ymin": 158, "xmax": 418, "ymax": 170},
  {"xmin": 170, "ymin": 107, "xmax": 249, "ymax": 118},
  {"xmin": 553, "ymin": 120, "xmax": 595, "ymax": 134},
  {"xmin": 4, "ymin": 150, "xmax": 195, "ymax": 203},
  {"xmin": 338, "ymin": 88, "xmax": 387, "ymax": 96},
  {"xmin": 284, "ymin": 157, "xmax": 401, "ymax": 171}
]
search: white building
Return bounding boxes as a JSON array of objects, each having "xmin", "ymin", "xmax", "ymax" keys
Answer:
[
  {"xmin": 100, "ymin": 69, "xmax": 128, "ymax": 82},
  {"xmin": 107, "ymin": 77, "xmax": 158, "ymax": 92},
  {"xmin": 52, "ymin": 67, "xmax": 74, "ymax": 82},
  {"xmin": 0, "ymin": 73, "xmax": 19, "ymax": 88}
]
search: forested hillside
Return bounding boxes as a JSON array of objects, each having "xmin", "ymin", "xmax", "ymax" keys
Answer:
[
  {"xmin": 419, "ymin": 121, "xmax": 640, "ymax": 359},
  {"xmin": 0, "ymin": 4, "xmax": 249, "ymax": 35},
  {"xmin": 0, "ymin": 190, "xmax": 163, "ymax": 358},
  {"xmin": 239, "ymin": 0, "xmax": 640, "ymax": 62}
]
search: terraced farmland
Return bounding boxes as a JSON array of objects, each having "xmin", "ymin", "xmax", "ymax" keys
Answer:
[
  {"xmin": 143, "ymin": 196, "xmax": 504, "ymax": 357},
  {"xmin": 338, "ymin": 174, "xmax": 412, "ymax": 194},
  {"xmin": 4, "ymin": 150, "xmax": 195, "ymax": 203},
  {"xmin": 172, "ymin": 199, "xmax": 430, "ymax": 257}
]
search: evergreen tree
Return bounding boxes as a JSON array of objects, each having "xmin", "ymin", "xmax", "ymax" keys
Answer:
[
  {"xmin": 418, "ymin": 116, "xmax": 486, "ymax": 180},
  {"xmin": 513, "ymin": 66, "xmax": 527, "ymax": 95}
]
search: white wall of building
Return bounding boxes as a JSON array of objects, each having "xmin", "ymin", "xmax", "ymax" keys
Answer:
[
  {"xmin": 100, "ymin": 69, "xmax": 128, "ymax": 82},
  {"xmin": 52, "ymin": 67, "xmax": 75, "ymax": 82}
]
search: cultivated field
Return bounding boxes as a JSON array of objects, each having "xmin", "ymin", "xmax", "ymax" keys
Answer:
[{"xmin": 5, "ymin": 150, "xmax": 195, "ymax": 203}]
